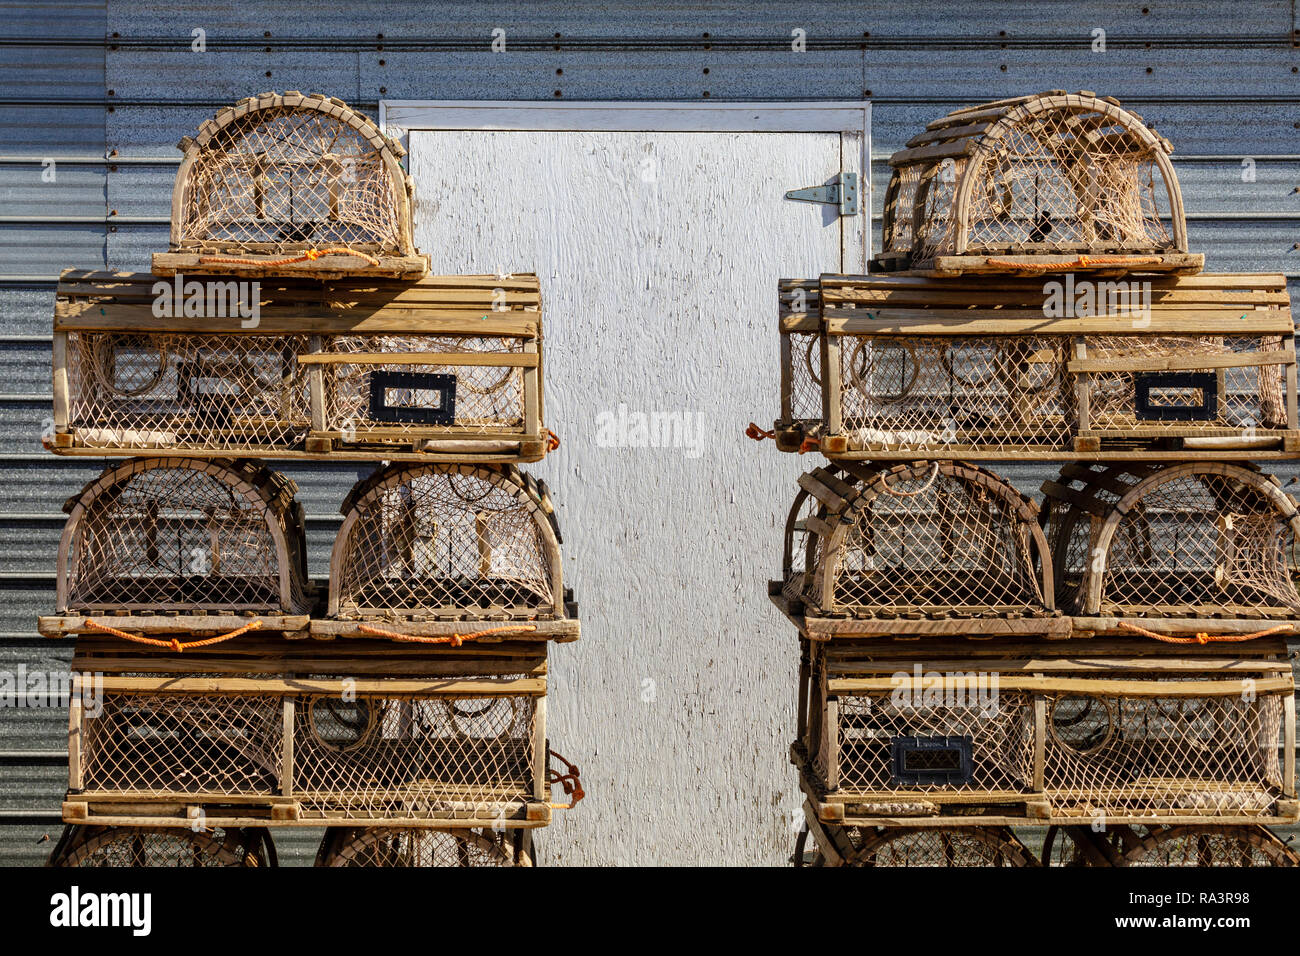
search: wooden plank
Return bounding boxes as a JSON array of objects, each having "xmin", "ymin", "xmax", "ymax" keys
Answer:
[
  {"xmin": 827, "ymin": 675, "xmax": 1293, "ymax": 697},
  {"xmin": 297, "ymin": 352, "xmax": 540, "ymax": 367},
  {"xmin": 824, "ymin": 311, "xmax": 1294, "ymax": 335},
  {"xmin": 97, "ymin": 676, "xmax": 547, "ymax": 695},
  {"xmin": 927, "ymin": 252, "xmax": 1206, "ymax": 275},
  {"xmin": 51, "ymin": 331, "xmax": 70, "ymax": 432},
  {"xmin": 281, "ymin": 699, "xmax": 294, "ymax": 798},
  {"xmin": 1068, "ymin": 351, "xmax": 1293, "ymax": 373},
  {"xmin": 798, "ymin": 614, "xmax": 1072, "ymax": 639}
]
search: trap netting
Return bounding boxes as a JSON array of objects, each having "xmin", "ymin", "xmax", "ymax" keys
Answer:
[
  {"xmin": 811, "ymin": 660, "xmax": 1036, "ymax": 797},
  {"xmin": 293, "ymin": 687, "xmax": 539, "ymax": 820},
  {"xmin": 169, "ymin": 93, "xmax": 414, "ymax": 262},
  {"xmin": 318, "ymin": 827, "xmax": 521, "ymax": 867},
  {"xmin": 837, "ymin": 335, "xmax": 1073, "ymax": 452},
  {"xmin": 778, "ymin": 279, "xmax": 823, "ymax": 430},
  {"xmin": 886, "ymin": 92, "xmax": 1184, "ymax": 270},
  {"xmin": 330, "ymin": 463, "xmax": 562, "ymax": 619},
  {"xmin": 1081, "ymin": 334, "xmax": 1288, "ymax": 434},
  {"xmin": 840, "ymin": 827, "xmax": 1036, "ymax": 867},
  {"xmin": 63, "ymin": 330, "xmax": 313, "ymax": 452},
  {"xmin": 50, "ymin": 825, "xmax": 269, "ymax": 867},
  {"xmin": 788, "ymin": 461, "xmax": 1052, "ymax": 617},
  {"xmin": 322, "ymin": 333, "xmax": 528, "ymax": 437},
  {"xmin": 1042, "ymin": 678, "xmax": 1289, "ymax": 818},
  {"xmin": 81, "ymin": 690, "xmax": 285, "ymax": 795},
  {"xmin": 58, "ymin": 458, "xmax": 311, "ymax": 614},
  {"xmin": 1122, "ymin": 825, "xmax": 1299, "ymax": 866},
  {"xmin": 1042, "ymin": 462, "xmax": 1300, "ymax": 617}
]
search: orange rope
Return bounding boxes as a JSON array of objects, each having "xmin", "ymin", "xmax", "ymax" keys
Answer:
[
  {"xmin": 982, "ymin": 254, "xmax": 1164, "ymax": 272},
  {"xmin": 1117, "ymin": 621, "xmax": 1293, "ymax": 645},
  {"xmin": 547, "ymin": 749, "xmax": 585, "ymax": 810},
  {"xmin": 83, "ymin": 618, "xmax": 263, "ymax": 652},
  {"xmin": 196, "ymin": 247, "xmax": 382, "ymax": 268},
  {"xmin": 746, "ymin": 422, "xmax": 775, "ymax": 441},
  {"xmin": 798, "ymin": 437, "xmax": 820, "ymax": 454},
  {"xmin": 355, "ymin": 623, "xmax": 538, "ymax": 645},
  {"xmin": 546, "ymin": 430, "xmax": 561, "ymax": 451}
]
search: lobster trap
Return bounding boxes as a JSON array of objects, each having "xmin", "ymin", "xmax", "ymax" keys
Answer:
[
  {"xmin": 797, "ymin": 813, "xmax": 1036, "ymax": 867},
  {"xmin": 794, "ymin": 638, "xmax": 1297, "ymax": 828},
  {"xmin": 774, "ymin": 461, "xmax": 1063, "ymax": 639},
  {"xmin": 1043, "ymin": 462, "xmax": 1300, "ymax": 630},
  {"xmin": 152, "ymin": 92, "xmax": 427, "ymax": 279},
  {"xmin": 48, "ymin": 458, "xmax": 310, "ymax": 629},
  {"xmin": 315, "ymin": 826, "xmax": 533, "ymax": 867},
  {"xmin": 48, "ymin": 825, "xmax": 274, "ymax": 867},
  {"xmin": 876, "ymin": 91, "xmax": 1202, "ymax": 276},
  {"xmin": 50, "ymin": 271, "xmax": 549, "ymax": 461},
  {"xmin": 774, "ymin": 272, "xmax": 1298, "ymax": 459},
  {"xmin": 319, "ymin": 463, "xmax": 574, "ymax": 642},
  {"xmin": 62, "ymin": 637, "xmax": 564, "ymax": 829}
]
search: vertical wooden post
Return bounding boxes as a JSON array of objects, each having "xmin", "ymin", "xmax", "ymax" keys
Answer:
[
  {"xmin": 281, "ymin": 697, "xmax": 294, "ymax": 797},
  {"xmin": 1032, "ymin": 691, "xmax": 1046, "ymax": 794},
  {"xmin": 522, "ymin": 340, "xmax": 540, "ymax": 438},
  {"xmin": 825, "ymin": 697, "xmax": 840, "ymax": 792},
  {"xmin": 1073, "ymin": 337, "xmax": 1090, "ymax": 434},
  {"xmin": 51, "ymin": 331, "xmax": 70, "ymax": 433},
  {"xmin": 1284, "ymin": 694, "xmax": 1296, "ymax": 798},
  {"xmin": 779, "ymin": 330, "xmax": 794, "ymax": 423},
  {"xmin": 67, "ymin": 673, "xmax": 83, "ymax": 791},
  {"xmin": 307, "ymin": 334, "xmax": 327, "ymax": 436},
  {"xmin": 532, "ymin": 695, "xmax": 548, "ymax": 802},
  {"xmin": 1284, "ymin": 334, "xmax": 1298, "ymax": 431},
  {"xmin": 820, "ymin": 333, "xmax": 842, "ymax": 443}
]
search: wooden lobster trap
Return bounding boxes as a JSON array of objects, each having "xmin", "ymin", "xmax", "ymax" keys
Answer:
[
  {"xmin": 774, "ymin": 272, "xmax": 1298, "ymax": 459},
  {"xmin": 876, "ymin": 91, "xmax": 1202, "ymax": 277},
  {"xmin": 794, "ymin": 638, "xmax": 1297, "ymax": 829},
  {"xmin": 62, "ymin": 636, "xmax": 568, "ymax": 830},
  {"xmin": 773, "ymin": 461, "xmax": 1066, "ymax": 639},
  {"xmin": 152, "ymin": 92, "xmax": 427, "ymax": 279},
  {"xmin": 316, "ymin": 463, "xmax": 577, "ymax": 643},
  {"xmin": 40, "ymin": 457, "xmax": 312, "ymax": 642},
  {"xmin": 50, "ymin": 271, "xmax": 549, "ymax": 461},
  {"xmin": 1043, "ymin": 462, "xmax": 1300, "ymax": 637}
]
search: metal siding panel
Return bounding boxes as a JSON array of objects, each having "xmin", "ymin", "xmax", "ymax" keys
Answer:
[{"xmin": 105, "ymin": 49, "xmax": 361, "ymax": 101}]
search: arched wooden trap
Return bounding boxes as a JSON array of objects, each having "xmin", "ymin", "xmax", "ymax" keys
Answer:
[
  {"xmin": 1042, "ymin": 462, "xmax": 1300, "ymax": 622},
  {"xmin": 315, "ymin": 827, "xmax": 532, "ymax": 867},
  {"xmin": 48, "ymin": 825, "xmax": 272, "ymax": 867},
  {"xmin": 326, "ymin": 464, "xmax": 566, "ymax": 630},
  {"xmin": 54, "ymin": 457, "xmax": 310, "ymax": 616},
  {"xmin": 1122, "ymin": 825, "xmax": 1299, "ymax": 866},
  {"xmin": 800, "ymin": 820, "xmax": 1036, "ymax": 867},
  {"xmin": 877, "ymin": 91, "xmax": 1202, "ymax": 276},
  {"xmin": 778, "ymin": 461, "xmax": 1059, "ymax": 637},
  {"xmin": 152, "ymin": 92, "xmax": 427, "ymax": 278}
]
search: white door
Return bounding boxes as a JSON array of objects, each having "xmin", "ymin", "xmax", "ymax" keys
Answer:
[{"xmin": 394, "ymin": 103, "xmax": 868, "ymax": 866}]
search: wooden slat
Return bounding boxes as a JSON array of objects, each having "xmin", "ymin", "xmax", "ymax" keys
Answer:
[
  {"xmin": 827, "ymin": 675, "xmax": 1293, "ymax": 697},
  {"xmin": 824, "ymin": 312, "xmax": 1294, "ymax": 335},
  {"xmin": 296, "ymin": 352, "xmax": 540, "ymax": 367}
]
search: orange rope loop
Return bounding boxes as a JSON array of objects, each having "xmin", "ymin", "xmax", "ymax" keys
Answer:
[
  {"xmin": 1117, "ymin": 621, "xmax": 1293, "ymax": 645},
  {"xmin": 546, "ymin": 749, "xmax": 585, "ymax": 810},
  {"xmin": 196, "ymin": 247, "xmax": 382, "ymax": 268},
  {"xmin": 546, "ymin": 429, "xmax": 561, "ymax": 451},
  {"xmin": 355, "ymin": 623, "xmax": 538, "ymax": 645},
  {"xmin": 83, "ymin": 618, "xmax": 263, "ymax": 652},
  {"xmin": 982, "ymin": 254, "xmax": 1164, "ymax": 272},
  {"xmin": 745, "ymin": 422, "xmax": 775, "ymax": 442}
]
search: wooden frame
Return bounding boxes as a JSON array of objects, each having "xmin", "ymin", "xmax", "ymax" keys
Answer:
[
  {"xmin": 63, "ymin": 639, "xmax": 553, "ymax": 830},
  {"xmin": 154, "ymin": 92, "xmax": 428, "ymax": 279},
  {"xmin": 50, "ymin": 271, "xmax": 550, "ymax": 462},
  {"xmin": 796, "ymin": 638, "xmax": 1298, "ymax": 828},
  {"xmin": 773, "ymin": 272, "xmax": 1300, "ymax": 460}
]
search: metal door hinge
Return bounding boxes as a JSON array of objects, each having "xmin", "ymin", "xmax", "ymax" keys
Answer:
[{"xmin": 785, "ymin": 172, "xmax": 859, "ymax": 217}]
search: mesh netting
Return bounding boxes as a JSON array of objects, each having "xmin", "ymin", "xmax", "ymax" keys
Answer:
[
  {"xmin": 51, "ymin": 825, "xmax": 268, "ymax": 867},
  {"xmin": 293, "ymin": 689, "xmax": 537, "ymax": 819},
  {"xmin": 1123, "ymin": 825, "xmax": 1298, "ymax": 866},
  {"xmin": 795, "ymin": 463, "xmax": 1050, "ymax": 616},
  {"xmin": 323, "ymin": 334, "xmax": 526, "ymax": 437},
  {"xmin": 786, "ymin": 330, "xmax": 823, "ymax": 425},
  {"xmin": 331, "ymin": 464, "xmax": 558, "ymax": 619},
  {"xmin": 838, "ymin": 335, "xmax": 1073, "ymax": 451},
  {"xmin": 82, "ymin": 692, "xmax": 284, "ymax": 794},
  {"xmin": 65, "ymin": 331, "xmax": 313, "ymax": 451},
  {"xmin": 1084, "ymin": 334, "xmax": 1287, "ymax": 432},
  {"xmin": 1043, "ymin": 463, "xmax": 1300, "ymax": 616},
  {"xmin": 319, "ymin": 827, "xmax": 519, "ymax": 867},
  {"xmin": 839, "ymin": 826, "xmax": 1035, "ymax": 867},
  {"xmin": 902, "ymin": 97, "xmax": 1176, "ymax": 266},
  {"xmin": 61, "ymin": 458, "xmax": 310, "ymax": 613},
  {"xmin": 1043, "ymin": 682, "xmax": 1286, "ymax": 817},
  {"xmin": 882, "ymin": 164, "xmax": 923, "ymax": 254},
  {"xmin": 176, "ymin": 100, "xmax": 405, "ymax": 256}
]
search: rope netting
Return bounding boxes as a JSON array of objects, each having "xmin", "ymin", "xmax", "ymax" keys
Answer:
[
  {"xmin": 176, "ymin": 105, "xmax": 404, "ymax": 256},
  {"xmin": 320, "ymin": 827, "xmax": 518, "ymax": 867}
]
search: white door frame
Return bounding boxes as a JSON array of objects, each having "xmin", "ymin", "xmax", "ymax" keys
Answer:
[{"xmin": 379, "ymin": 100, "xmax": 872, "ymax": 271}]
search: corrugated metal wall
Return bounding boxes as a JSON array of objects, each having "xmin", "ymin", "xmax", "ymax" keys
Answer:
[{"xmin": 0, "ymin": 1, "xmax": 1296, "ymax": 865}]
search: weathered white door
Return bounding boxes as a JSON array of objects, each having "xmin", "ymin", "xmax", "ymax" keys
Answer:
[{"xmin": 394, "ymin": 103, "xmax": 868, "ymax": 866}]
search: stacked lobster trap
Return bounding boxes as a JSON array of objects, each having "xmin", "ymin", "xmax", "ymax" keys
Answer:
[
  {"xmin": 760, "ymin": 91, "xmax": 1300, "ymax": 867},
  {"xmin": 40, "ymin": 93, "xmax": 581, "ymax": 869}
]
